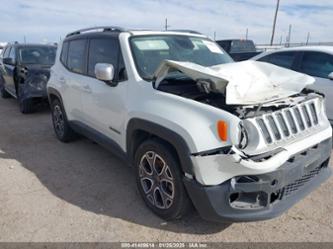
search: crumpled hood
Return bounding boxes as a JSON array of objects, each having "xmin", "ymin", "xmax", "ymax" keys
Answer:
[{"xmin": 154, "ymin": 60, "xmax": 315, "ymax": 105}]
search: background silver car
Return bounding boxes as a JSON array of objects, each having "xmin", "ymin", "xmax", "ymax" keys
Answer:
[{"xmin": 252, "ymin": 46, "xmax": 333, "ymax": 125}]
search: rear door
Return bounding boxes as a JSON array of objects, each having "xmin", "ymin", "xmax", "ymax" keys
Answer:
[
  {"xmin": 60, "ymin": 39, "xmax": 88, "ymax": 121},
  {"xmin": 296, "ymin": 51, "xmax": 333, "ymax": 122},
  {"xmin": 3, "ymin": 46, "xmax": 17, "ymax": 95}
]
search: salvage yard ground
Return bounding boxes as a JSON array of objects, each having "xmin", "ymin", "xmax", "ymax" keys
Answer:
[{"xmin": 0, "ymin": 97, "xmax": 333, "ymax": 242}]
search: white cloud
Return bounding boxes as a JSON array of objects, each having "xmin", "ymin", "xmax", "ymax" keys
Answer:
[{"xmin": 0, "ymin": 0, "xmax": 332, "ymax": 44}]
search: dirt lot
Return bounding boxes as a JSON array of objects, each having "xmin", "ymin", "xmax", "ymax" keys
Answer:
[{"xmin": 0, "ymin": 97, "xmax": 332, "ymax": 242}]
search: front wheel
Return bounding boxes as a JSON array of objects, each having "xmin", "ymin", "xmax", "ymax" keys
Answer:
[
  {"xmin": 18, "ymin": 85, "xmax": 34, "ymax": 114},
  {"xmin": 135, "ymin": 139, "xmax": 192, "ymax": 220}
]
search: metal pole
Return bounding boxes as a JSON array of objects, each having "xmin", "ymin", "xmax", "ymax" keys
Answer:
[
  {"xmin": 213, "ymin": 31, "xmax": 216, "ymax": 40},
  {"xmin": 246, "ymin": 28, "xmax": 248, "ymax": 40},
  {"xmin": 270, "ymin": 0, "xmax": 280, "ymax": 45},
  {"xmin": 165, "ymin": 18, "xmax": 169, "ymax": 31},
  {"xmin": 287, "ymin": 24, "xmax": 292, "ymax": 47},
  {"xmin": 306, "ymin": 32, "xmax": 310, "ymax": 45}
]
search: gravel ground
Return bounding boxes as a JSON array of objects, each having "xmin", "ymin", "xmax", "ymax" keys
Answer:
[{"xmin": 0, "ymin": 97, "xmax": 332, "ymax": 242}]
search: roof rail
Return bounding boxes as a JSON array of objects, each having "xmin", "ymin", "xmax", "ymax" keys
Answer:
[
  {"xmin": 66, "ymin": 26, "xmax": 125, "ymax": 38},
  {"xmin": 168, "ymin": 29, "xmax": 202, "ymax": 35}
]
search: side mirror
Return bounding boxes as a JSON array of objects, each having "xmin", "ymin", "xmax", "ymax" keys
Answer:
[
  {"xmin": 329, "ymin": 72, "xmax": 333, "ymax": 80},
  {"xmin": 3, "ymin": 57, "xmax": 15, "ymax": 65},
  {"xmin": 95, "ymin": 63, "xmax": 115, "ymax": 83}
]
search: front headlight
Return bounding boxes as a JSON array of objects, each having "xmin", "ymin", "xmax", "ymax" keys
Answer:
[{"xmin": 28, "ymin": 74, "xmax": 48, "ymax": 91}]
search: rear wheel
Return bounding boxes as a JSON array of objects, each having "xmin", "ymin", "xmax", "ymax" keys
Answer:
[
  {"xmin": 18, "ymin": 85, "xmax": 34, "ymax": 114},
  {"xmin": 135, "ymin": 139, "xmax": 191, "ymax": 220},
  {"xmin": 51, "ymin": 98, "xmax": 77, "ymax": 142}
]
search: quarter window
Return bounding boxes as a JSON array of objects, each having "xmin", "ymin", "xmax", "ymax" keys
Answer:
[
  {"xmin": 258, "ymin": 52, "xmax": 296, "ymax": 69},
  {"xmin": 300, "ymin": 52, "xmax": 333, "ymax": 79},
  {"xmin": 60, "ymin": 41, "xmax": 69, "ymax": 66},
  {"xmin": 67, "ymin": 39, "xmax": 87, "ymax": 74},
  {"xmin": 87, "ymin": 38, "xmax": 119, "ymax": 77}
]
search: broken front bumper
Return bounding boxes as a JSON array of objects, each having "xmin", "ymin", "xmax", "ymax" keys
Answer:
[
  {"xmin": 184, "ymin": 138, "xmax": 331, "ymax": 222},
  {"xmin": 20, "ymin": 83, "xmax": 48, "ymax": 100}
]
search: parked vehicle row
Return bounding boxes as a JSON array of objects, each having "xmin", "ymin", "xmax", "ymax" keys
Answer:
[
  {"xmin": 0, "ymin": 43, "xmax": 56, "ymax": 113},
  {"xmin": 252, "ymin": 46, "xmax": 333, "ymax": 125},
  {"xmin": 216, "ymin": 39, "xmax": 261, "ymax": 61},
  {"xmin": 0, "ymin": 27, "xmax": 332, "ymax": 223}
]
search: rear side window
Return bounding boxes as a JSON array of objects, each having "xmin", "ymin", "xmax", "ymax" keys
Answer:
[
  {"xmin": 300, "ymin": 52, "xmax": 333, "ymax": 79},
  {"xmin": 60, "ymin": 41, "xmax": 69, "ymax": 66},
  {"xmin": 258, "ymin": 52, "xmax": 296, "ymax": 69},
  {"xmin": 2, "ymin": 47, "xmax": 10, "ymax": 58},
  {"xmin": 67, "ymin": 39, "xmax": 87, "ymax": 74},
  {"xmin": 87, "ymin": 38, "xmax": 119, "ymax": 77}
]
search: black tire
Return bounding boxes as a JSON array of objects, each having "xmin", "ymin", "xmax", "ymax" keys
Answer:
[
  {"xmin": 18, "ymin": 86, "xmax": 34, "ymax": 114},
  {"xmin": 51, "ymin": 98, "xmax": 78, "ymax": 142},
  {"xmin": 0, "ymin": 85, "xmax": 11, "ymax": 99},
  {"xmin": 135, "ymin": 139, "xmax": 192, "ymax": 220}
]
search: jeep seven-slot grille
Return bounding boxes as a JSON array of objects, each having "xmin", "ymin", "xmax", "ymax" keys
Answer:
[{"xmin": 256, "ymin": 101, "xmax": 319, "ymax": 144}]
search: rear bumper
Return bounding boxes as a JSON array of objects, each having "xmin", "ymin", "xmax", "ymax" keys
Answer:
[{"xmin": 184, "ymin": 138, "xmax": 332, "ymax": 222}]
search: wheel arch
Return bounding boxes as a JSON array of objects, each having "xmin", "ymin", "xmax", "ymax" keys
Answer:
[
  {"xmin": 126, "ymin": 118, "xmax": 194, "ymax": 176},
  {"xmin": 47, "ymin": 87, "xmax": 64, "ymax": 106}
]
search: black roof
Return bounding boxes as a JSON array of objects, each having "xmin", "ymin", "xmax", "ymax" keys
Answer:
[{"xmin": 8, "ymin": 43, "xmax": 57, "ymax": 48}]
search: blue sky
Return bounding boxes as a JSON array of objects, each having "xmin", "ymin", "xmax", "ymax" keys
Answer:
[{"xmin": 0, "ymin": 0, "xmax": 332, "ymax": 44}]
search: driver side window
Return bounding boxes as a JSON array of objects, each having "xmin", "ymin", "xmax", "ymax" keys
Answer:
[
  {"xmin": 87, "ymin": 38, "xmax": 127, "ymax": 81},
  {"xmin": 2, "ymin": 47, "xmax": 10, "ymax": 58},
  {"xmin": 9, "ymin": 47, "xmax": 16, "ymax": 61}
]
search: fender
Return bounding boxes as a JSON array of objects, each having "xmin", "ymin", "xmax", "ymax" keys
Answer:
[
  {"xmin": 126, "ymin": 118, "xmax": 194, "ymax": 175},
  {"xmin": 47, "ymin": 87, "xmax": 64, "ymax": 106}
]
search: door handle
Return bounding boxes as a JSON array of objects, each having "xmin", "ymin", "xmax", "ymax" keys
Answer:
[{"xmin": 82, "ymin": 85, "xmax": 92, "ymax": 93}]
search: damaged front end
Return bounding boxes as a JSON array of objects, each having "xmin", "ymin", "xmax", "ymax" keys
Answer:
[
  {"xmin": 18, "ymin": 65, "xmax": 50, "ymax": 100},
  {"xmin": 155, "ymin": 60, "xmax": 332, "ymax": 222}
]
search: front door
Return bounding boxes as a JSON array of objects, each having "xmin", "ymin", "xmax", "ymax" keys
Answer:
[{"xmin": 81, "ymin": 37, "xmax": 128, "ymax": 146}]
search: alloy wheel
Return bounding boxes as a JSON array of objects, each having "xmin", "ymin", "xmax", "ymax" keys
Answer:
[
  {"xmin": 53, "ymin": 105, "xmax": 65, "ymax": 137},
  {"xmin": 139, "ymin": 151, "xmax": 175, "ymax": 209}
]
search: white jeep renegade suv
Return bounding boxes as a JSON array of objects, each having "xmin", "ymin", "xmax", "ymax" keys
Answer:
[{"xmin": 47, "ymin": 27, "xmax": 332, "ymax": 222}]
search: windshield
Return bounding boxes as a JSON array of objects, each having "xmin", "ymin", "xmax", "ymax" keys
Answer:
[
  {"xmin": 19, "ymin": 46, "xmax": 56, "ymax": 65},
  {"xmin": 130, "ymin": 35, "xmax": 233, "ymax": 80}
]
